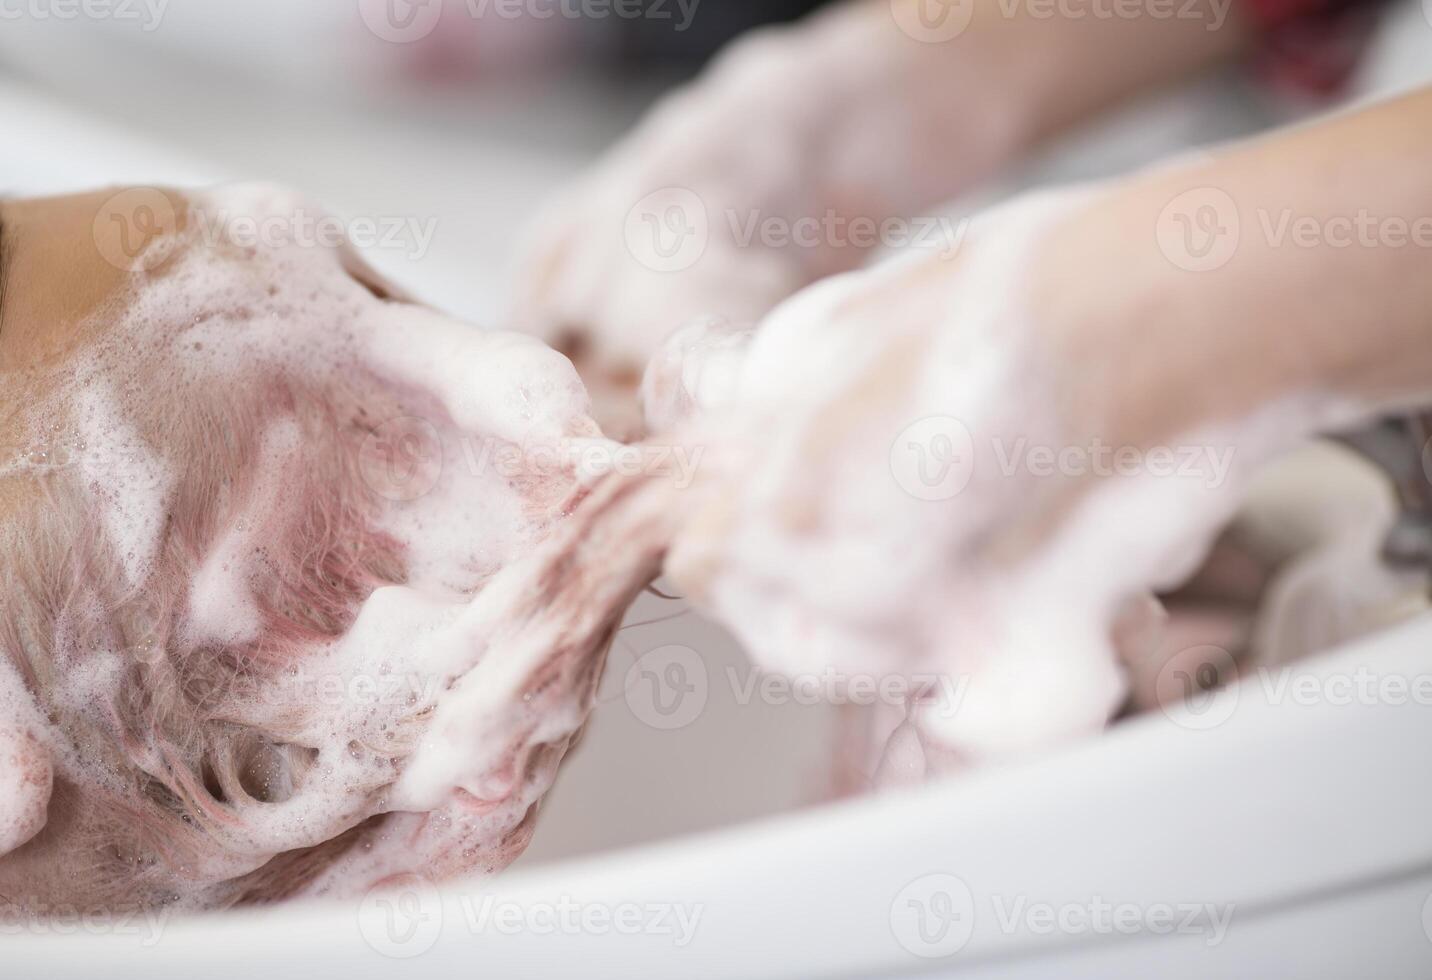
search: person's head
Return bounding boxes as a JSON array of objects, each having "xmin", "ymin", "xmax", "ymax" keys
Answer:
[{"xmin": 0, "ymin": 185, "xmax": 601, "ymax": 912}]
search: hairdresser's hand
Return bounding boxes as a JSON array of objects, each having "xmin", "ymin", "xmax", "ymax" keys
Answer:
[
  {"xmin": 510, "ymin": 7, "xmax": 1022, "ymax": 437},
  {"xmin": 655, "ymin": 189, "xmax": 1185, "ymax": 756},
  {"xmin": 510, "ymin": 0, "xmax": 1246, "ymax": 436},
  {"xmin": 664, "ymin": 86, "xmax": 1432, "ymax": 765},
  {"xmin": 660, "ymin": 190, "xmax": 1190, "ymax": 762}
]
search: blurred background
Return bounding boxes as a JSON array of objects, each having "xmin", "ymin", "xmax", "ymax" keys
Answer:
[
  {"xmin": 1, "ymin": 0, "xmax": 1430, "ymax": 870},
  {"xmin": 0, "ymin": 1, "xmax": 840, "ymax": 323}
]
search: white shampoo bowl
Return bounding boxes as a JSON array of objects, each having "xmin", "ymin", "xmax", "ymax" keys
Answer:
[{"xmin": 11, "ymin": 614, "xmax": 1432, "ymax": 978}]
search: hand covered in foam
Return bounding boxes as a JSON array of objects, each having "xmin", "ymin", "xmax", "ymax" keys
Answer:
[
  {"xmin": 509, "ymin": 39, "xmax": 821, "ymax": 432},
  {"xmin": 659, "ymin": 187, "xmax": 1366, "ymax": 766},
  {"xmin": 509, "ymin": 4, "xmax": 1020, "ymax": 430}
]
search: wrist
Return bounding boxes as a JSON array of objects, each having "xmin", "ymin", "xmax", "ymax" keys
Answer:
[
  {"xmin": 1032, "ymin": 178, "xmax": 1295, "ymax": 450},
  {"xmin": 1037, "ymin": 138, "xmax": 1432, "ymax": 455}
]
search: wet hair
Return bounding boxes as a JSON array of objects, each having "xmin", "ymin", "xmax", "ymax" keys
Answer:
[
  {"xmin": 0, "ymin": 184, "xmax": 621, "ymax": 914},
  {"xmin": 0, "ymin": 368, "xmax": 413, "ymax": 911}
]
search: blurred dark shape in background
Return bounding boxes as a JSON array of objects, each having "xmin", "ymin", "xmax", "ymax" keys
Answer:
[
  {"xmin": 611, "ymin": 0, "xmax": 832, "ymax": 72},
  {"xmin": 389, "ymin": 0, "xmax": 837, "ymax": 85},
  {"xmin": 386, "ymin": 0, "xmax": 836, "ymax": 84},
  {"xmin": 0, "ymin": 2, "xmax": 842, "ymax": 104}
]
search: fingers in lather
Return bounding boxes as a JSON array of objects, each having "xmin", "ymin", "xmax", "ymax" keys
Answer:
[
  {"xmin": 0, "ymin": 662, "xmax": 52, "ymax": 858},
  {"xmin": 0, "ymin": 727, "xmax": 51, "ymax": 858}
]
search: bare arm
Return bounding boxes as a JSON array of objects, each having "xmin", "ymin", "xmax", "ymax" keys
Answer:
[
  {"xmin": 818, "ymin": 0, "xmax": 1253, "ymax": 215},
  {"xmin": 513, "ymin": 0, "xmax": 1253, "ymax": 416},
  {"xmin": 659, "ymin": 85, "xmax": 1432, "ymax": 763},
  {"xmin": 1038, "ymin": 84, "xmax": 1432, "ymax": 449}
]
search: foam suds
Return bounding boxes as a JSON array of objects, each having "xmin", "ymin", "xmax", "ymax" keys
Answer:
[
  {"xmin": 640, "ymin": 317, "xmax": 756, "ymax": 434},
  {"xmin": 0, "ymin": 180, "xmax": 1402, "ymax": 915},
  {"xmin": 73, "ymin": 382, "xmax": 177, "ymax": 590},
  {"xmin": 660, "ymin": 188, "xmax": 1386, "ymax": 769},
  {"xmin": 0, "ymin": 185, "xmax": 675, "ymax": 914}
]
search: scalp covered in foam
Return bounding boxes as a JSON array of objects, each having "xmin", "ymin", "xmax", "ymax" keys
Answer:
[{"xmin": 0, "ymin": 184, "xmax": 665, "ymax": 913}]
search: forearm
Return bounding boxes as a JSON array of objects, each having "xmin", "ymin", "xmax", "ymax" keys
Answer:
[
  {"xmin": 1044, "ymin": 86, "xmax": 1432, "ymax": 444},
  {"xmin": 943, "ymin": 0, "xmax": 1253, "ymax": 148},
  {"xmin": 718, "ymin": 0, "xmax": 1252, "ymax": 217},
  {"xmin": 514, "ymin": 0, "xmax": 1258, "ymax": 380}
]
